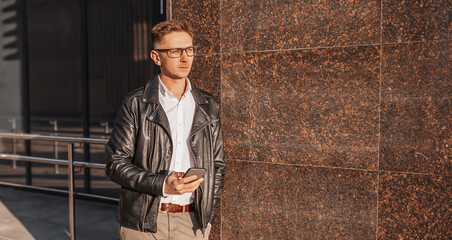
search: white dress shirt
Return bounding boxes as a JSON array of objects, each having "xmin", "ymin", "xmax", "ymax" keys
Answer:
[{"xmin": 158, "ymin": 76, "xmax": 196, "ymax": 205}]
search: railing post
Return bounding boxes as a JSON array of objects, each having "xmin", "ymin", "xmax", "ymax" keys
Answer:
[
  {"xmin": 67, "ymin": 143, "xmax": 76, "ymax": 240},
  {"xmin": 100, "ymin": 121, "xmax": 109, "ymax": 139},
  {"xmin": 8, "ymin": 118, "xmax": 17, "ymax": 169},
  {"xmin": 49, "ymin": 120, "xmax": 59, "ymax": 173}
]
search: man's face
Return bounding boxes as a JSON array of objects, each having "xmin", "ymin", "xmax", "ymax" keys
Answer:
[{"xmin": 151, "ymin": 31, "xmax": 194, "ymax": 81}]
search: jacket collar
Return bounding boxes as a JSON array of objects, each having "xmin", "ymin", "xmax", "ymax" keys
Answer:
[
  {"xmin": 142, "ymin": 75, "xmax": 160, "ymax": 104},
  {"xmin": 144, "ymin": 75, "xmax": 212, "ymax": 139},
  {"xmin": 142, "ymin": 74, "xmax": 209, "ymax": 106}
]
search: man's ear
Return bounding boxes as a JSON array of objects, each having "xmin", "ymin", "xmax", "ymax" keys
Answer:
[{"xmin": 150, "ymin": 50, "xmax": 161, "ymax": 66}]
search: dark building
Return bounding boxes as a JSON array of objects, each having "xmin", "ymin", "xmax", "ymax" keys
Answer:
[{"xmin": 0, "ymin": 0, "xmax": 165, "ymax": 198}]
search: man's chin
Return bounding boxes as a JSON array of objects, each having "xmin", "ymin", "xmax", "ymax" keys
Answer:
[{"xmin": 161, "ymin": 73, "xmax": 190, "ymax": 81}]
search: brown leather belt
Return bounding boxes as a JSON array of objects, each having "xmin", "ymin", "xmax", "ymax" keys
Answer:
[{"xmin": 160, "ymin": 203, "xmax": 194, "ymax": 213}]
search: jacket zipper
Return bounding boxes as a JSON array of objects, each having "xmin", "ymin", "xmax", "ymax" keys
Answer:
[
  {"xmin": 189, "ymin": 120, "xmax": 214, "ymax": 140},
  {"xmin": 188, "ymin": 133, "xmax": 206, "ymax": 230},
  {"xmin": 188, "ymin": 120, "xmax": 214, "ymax": 231}
]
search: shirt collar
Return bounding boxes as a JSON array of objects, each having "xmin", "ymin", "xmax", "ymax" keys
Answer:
[{"xmin": 158, "ymin": 75, "xmax": 192, "ymax": 99}]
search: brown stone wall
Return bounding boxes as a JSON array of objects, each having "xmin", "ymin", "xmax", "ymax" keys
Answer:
[{"xmin": 171, "ymin": 0, "xmax": 451, "ymax": 239}]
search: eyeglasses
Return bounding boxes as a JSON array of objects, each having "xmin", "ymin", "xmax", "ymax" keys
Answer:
[{"xmin": 154, "ymin": 46, "xmax": 197, "ymax": 58}]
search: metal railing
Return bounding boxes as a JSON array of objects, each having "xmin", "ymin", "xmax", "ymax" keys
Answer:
[{"xmin": 0, "ymin": 132, "xmax": 117, "ymax": 240}]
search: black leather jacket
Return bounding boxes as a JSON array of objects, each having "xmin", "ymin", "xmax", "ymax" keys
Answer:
[{"xmin": 105, "ymin": 75, "xmax": 225, "ymax": 233}]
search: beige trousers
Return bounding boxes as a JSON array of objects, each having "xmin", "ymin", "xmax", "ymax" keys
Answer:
[{"xmin": 120, "ymin": 212, "xmax": 211, "ymax": 240}]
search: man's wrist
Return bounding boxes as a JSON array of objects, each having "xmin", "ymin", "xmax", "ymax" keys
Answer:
[{"xmin": 162, "ymin": 171, "xmax": 174, "ymax": 197}]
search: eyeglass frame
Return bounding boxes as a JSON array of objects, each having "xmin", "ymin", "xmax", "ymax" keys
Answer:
[{"xmin": 154, "ymin": 46, "xmax": 197, "ymax": 58}]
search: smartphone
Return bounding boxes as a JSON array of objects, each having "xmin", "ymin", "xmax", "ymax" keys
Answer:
[{"xmin": 183, "ymin": 168, "xmax": 206, "ymax": 183}]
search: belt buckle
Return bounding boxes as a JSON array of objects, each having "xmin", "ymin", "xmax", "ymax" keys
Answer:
[{"xmin": 160, "ymin": 203, "xmax": 168, "ymax": 213}]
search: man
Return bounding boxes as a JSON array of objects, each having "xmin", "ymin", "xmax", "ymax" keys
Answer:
[{"xmin": 106, "ymin": 19, "xmax": 225, "ymax": 239}]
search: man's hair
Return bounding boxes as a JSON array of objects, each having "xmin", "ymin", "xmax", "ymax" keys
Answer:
[{"xmin": 151, "ymin": 19, "xmax": 194, "ymax": 45}]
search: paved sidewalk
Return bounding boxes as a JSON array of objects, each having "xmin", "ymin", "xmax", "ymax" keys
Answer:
[
  {"xmin": 0, "ymin": 187, "xmax": 119, "ymax": 240},
  {"xmin": 0, "ymin": 198, "xmax": 34, "ymax": 240}
]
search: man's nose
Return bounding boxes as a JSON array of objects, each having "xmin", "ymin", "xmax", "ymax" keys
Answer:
[{"xmin": 180, "ymin": 50, "xmax": 189, "ymax": 61}]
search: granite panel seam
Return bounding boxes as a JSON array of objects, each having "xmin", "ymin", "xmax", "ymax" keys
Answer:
[
  {"xmin": 375, "ymin": 173, "xmax": 381, "ymax": 240},
  {"xmin": 220, "ymin": 197, "xmax": 223, "ymax": 240},
  {"xmin": 378, "ymin": 0, "xmax": 384, "ymax": 167},
  {"xmin": 200, "ymin": 39, "xmax": 451, "ymax": 56},
  {"xmin": 219, "ymin": 1, "xmax": 224, "ymax": 238},
  {"xmin": 376, "ymin": 0, "xmax": 383, "ymax": 236},
  {"xmin": 217, "ymin": 42, "xmax": 382, "ymax": 55},
  {"xmin": 225, "ymin": 159, "xmax": 380, "ymax": 173},
  {"xmin": 225, "ymin": 159, "xmax": 451, "ymax": 177}
]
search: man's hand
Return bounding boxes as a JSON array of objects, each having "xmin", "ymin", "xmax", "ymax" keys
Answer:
[{"xmin": 164, "ymin": 171, "xmax": 204, "ymax": 195}]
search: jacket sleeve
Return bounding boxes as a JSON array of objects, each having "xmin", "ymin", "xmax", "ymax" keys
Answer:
[
  {"xmin": 209, "ymin": 109, "xmax": 226, "ymax": 224},
  {"xmin": 105, "ymin": 97, "xmax": 165, "ymax": 196}
]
